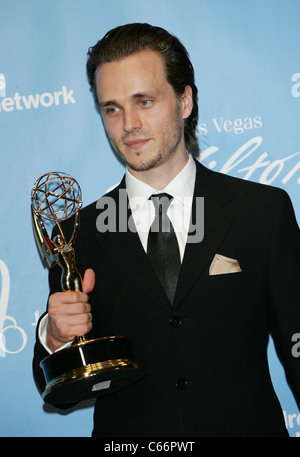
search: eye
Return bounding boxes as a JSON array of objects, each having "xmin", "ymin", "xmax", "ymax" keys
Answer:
[
  {"xmin": 104, "ymin": 106, "xmax": 120, "ymax": 117},
  {"xmin": 139, "ymin": 99, "xmax": 153, "ymax": 108}
]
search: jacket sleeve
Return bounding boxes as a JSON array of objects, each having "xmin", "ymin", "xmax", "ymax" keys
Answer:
[
  {"xmin": 32, "ymin": 260, "xmax": 78, "ymax": 409},
  {"xmin": 268, "ymin": 189, "xmax": 300, "ymax": 409},
  {"xmin": 32, "ymin": 311, "xmax": 51, "ymax": 396}
]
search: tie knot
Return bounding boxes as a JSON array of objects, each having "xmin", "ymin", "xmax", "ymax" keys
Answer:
[{"xmin": 150, "ymin": 193, "xmax": 173, "ymax": 215}]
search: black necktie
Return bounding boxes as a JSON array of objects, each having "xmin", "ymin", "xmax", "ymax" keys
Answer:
[{"xmin": 147, "ymin": 193, "xmax": 181, "ymax": 303}]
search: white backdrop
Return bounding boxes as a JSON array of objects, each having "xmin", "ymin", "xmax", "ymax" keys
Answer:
[{"xmin": 0, "ymin": 0, "xmax": 299, "ymax": 437}]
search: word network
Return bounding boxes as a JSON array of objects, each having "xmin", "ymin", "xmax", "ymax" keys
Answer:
[{"xmin": 0, "ymin": 84, "xmax": 75, "ymax": 111}]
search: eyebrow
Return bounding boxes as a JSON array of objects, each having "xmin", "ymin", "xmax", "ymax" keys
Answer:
[
  {"xmin": 99, "ymin": 90, "xmax": 160, "ymax": 108},
  {"xmin": 99, "ymin": 100, "xmax": 118, "ymax": 108}
]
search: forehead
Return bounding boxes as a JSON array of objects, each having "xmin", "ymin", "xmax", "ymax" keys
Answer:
[{"xmin": 95, "ymin": 50, "xmax": 169, "ymax": 102}]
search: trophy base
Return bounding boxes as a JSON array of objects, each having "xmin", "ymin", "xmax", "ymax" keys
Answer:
[{"xmin": 40, "ymin": 336, "xmax": 145, "ymax": 404}]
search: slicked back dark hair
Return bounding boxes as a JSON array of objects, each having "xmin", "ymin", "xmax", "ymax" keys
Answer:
[{"xmin": 86, "ymin": 23, "xmax": 199, "ymax": 157}]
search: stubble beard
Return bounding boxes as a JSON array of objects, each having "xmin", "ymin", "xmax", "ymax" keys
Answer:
[{"xmin": 108, "ymin": 105, "xmax": 184, "ymax": 172}]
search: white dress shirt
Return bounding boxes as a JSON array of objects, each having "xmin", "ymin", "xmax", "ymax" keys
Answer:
[
  {"xmin": 126, "ymin": 154, "xmax": 196, "ymax": 261},
  {"xmin": 39, "ymin": 155, "xmax": 196, "ymax": 353}
]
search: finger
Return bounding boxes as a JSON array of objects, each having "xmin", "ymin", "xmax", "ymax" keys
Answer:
[
  {"xmin": 60, "ymin": 311, "xmax": 92, "ymax": 326},
  {"xmin": 62, "ymin": 312, "xmax": 93, "ymax": 338},
  {"xmin": 82, "ymin": 268, "xmax": 96, "ymax": 294},
  {"xmin": 48, "ymin": 292, "xmax": 90, "ymax": 319},
  {"xmin": 48, "ymin": 300, "xmax": 91, "ymax": 317}
]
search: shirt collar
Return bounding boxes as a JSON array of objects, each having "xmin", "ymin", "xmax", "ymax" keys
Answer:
[{"xmin": 125, "ymin": 155, "xmax": 196, "ymax": 215}]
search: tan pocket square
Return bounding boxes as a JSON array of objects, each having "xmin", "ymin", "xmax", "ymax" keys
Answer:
[{"xmin": 209, "ymin": 254, "xmax": 242, "ymax": 275}]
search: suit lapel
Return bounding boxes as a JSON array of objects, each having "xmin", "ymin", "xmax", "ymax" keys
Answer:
[
  {"xmin": 93, "ymin": 176, "xmax": 171, "ymax": 310},
  {"xmin": 91, "ymin": 161, "xmax": 236, "ymax": 311},
  {"xmin": 174, "ymin": 161, "xmax": 236, "ymax": 308}
]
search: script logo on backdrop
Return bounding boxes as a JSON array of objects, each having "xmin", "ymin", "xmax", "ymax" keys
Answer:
[
  {"xmin": 198, "ymin": 115, "xmax": 300, "ymax": 187},
  {"xmin": 0, "ymin": 260, "xmax": 27, "ymax": 356},
  {"xmin": 0, "ymin": 74, "xmax": 75, "ymax": 112}
]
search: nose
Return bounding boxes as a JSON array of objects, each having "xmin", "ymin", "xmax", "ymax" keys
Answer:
[{"xmin": 123, "ymin": 108, "xmax": 142, "ymax": 133}]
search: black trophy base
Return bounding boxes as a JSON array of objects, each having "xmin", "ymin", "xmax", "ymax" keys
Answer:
[{"xmin": 40, "ymin": 336, "xmax": 144, "ymax": 404}]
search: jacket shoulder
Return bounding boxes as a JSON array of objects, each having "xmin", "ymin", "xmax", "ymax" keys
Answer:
[{"xmin": 196, "ymin": 160, "xmax": 290, "ymax": 203}]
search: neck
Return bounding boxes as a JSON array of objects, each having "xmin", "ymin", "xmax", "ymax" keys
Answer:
[{"xmin": 128, "ymin": 151, "xmax": 189, "ymax": 190}]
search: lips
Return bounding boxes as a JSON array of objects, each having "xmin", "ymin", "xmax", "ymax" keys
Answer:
[{"xmin": 124, "ymin": 138, "xmax": 150, "ymax": 150}]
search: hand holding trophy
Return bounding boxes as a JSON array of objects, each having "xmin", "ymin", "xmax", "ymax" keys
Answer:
[{"xmin": 31, "ymin": 172, "xmax": 144, "ymax": 404}]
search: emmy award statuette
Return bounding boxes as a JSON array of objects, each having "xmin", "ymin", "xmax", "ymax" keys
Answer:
[{"xmin": 31, "ymin": 172, "xmax": 144, "ymax": 404}]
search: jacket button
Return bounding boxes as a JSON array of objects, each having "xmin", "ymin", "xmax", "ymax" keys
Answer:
[
  {"xmin": 176, "ymin": 378, "xmax": 188, "ymax": 390},
  {"xmin": 170, "ymin": 316, "xmax": 182, "ymax": 327}
]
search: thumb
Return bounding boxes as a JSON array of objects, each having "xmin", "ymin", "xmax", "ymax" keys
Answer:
[{"xmin": 82, "ymin": 268, "xmax": 95, "ymax": 294}]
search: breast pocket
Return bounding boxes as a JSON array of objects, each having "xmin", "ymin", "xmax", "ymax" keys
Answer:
[
  {"xmin": 209, "ymin": 270, "xmax": 246, "ymax": 286},
  {"xmin": 206, "ymin": 270, "xmax": 257, "ymax": 302}
]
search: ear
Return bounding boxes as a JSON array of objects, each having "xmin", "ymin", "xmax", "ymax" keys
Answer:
[{"xmin": 180, "ymin": 85, "xmax": 193, "ymax": 120}]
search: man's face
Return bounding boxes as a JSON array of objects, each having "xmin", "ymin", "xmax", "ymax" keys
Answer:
[{"xmin": 95, "ymin": 50, "xmax": 192, "ymax": 176}]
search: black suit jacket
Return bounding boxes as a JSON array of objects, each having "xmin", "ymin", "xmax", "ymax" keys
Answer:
[{"xmin": 33, "ymin": 160, "xmax": 300, "ymax": 436}]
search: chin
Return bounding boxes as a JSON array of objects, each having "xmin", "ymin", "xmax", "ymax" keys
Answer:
[{"xmin": 126, "ymin": 154, "xmax": 164, "ymax": 172}]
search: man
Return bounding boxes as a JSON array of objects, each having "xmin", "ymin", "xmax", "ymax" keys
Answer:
[{"xmin": 33, "ymin": 23, "xmax": 300, "ymax": 437}]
